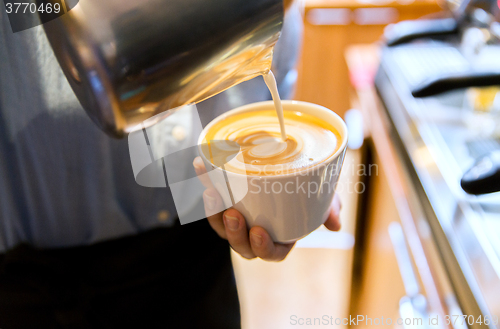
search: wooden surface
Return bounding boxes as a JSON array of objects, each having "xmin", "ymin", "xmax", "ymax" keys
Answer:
[
  {"xmin": 293, "ymin": 0, "xmax": 442, "ymax": 118},
  {"xmin": 345, "ymin": 44, "xmax": 451, "ymax": 325},
  {"xmin": 349, "ymin": 147, "xmax": 407, "ymax": 327}
]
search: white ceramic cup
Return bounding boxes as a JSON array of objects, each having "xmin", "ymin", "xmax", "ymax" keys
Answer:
[{"xmin": 197, "ymin": 100, "xmax": 348, "ymax": 243}]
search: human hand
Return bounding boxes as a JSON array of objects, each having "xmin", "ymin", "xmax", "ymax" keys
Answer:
[{"xmin": 193, "ymin": 157, "xmax": 342, "ymax": 262}]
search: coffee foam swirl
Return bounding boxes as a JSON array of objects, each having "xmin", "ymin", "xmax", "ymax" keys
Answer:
[{"xmin": 203, "ymin": 110, "xmax": 340, "ymax": 176}]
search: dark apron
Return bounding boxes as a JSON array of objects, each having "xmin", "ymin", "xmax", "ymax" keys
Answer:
[{"xmin": 0, "ymin": 219, "xmax": 240, "ymax": 329}]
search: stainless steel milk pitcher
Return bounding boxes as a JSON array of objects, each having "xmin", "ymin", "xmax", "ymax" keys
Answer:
[{"xmin": 42, "ymin": 0, "xmax": 284, "ymax": 137}]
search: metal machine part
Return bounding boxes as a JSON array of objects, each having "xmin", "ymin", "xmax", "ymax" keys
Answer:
[
  {"xmin": 385, "ymin": 0, "xmax": 499, "ymax": 47},
  {"xmin": 42, "ymin": 0, "xmax": 284, "ymax": 137},
  {"xmin": 461, "ymin": 151, "xmax": 500, "ymax": 194},
  {"xmin": 376, "ymin": 46, "xmax": 500, "ymax": 328}
]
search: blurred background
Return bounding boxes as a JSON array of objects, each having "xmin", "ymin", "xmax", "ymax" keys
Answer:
[{"xmin": 232, "ymin": 1, "xmax": 500, "ymax": 328}]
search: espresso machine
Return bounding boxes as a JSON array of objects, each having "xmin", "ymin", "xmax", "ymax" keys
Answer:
[
  {"xmin": 375, "ymin": 1, "xmax": 500, "ymax": 326},
  {"xmin": 41, "ymin": 0, "xmax": 284, "ymax": 138},
  {"xmin": 379, "ymin": 0, "xmax": 500, "ymax": 195}
]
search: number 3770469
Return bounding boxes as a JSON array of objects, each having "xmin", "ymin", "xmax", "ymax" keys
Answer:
[
  {"xmin": 445, "ymin": 315, "xmax": 499, "ymax": 326},
  {"xmin": 5, "ymin": 2, "xmax": 61, "ymax": 14}
]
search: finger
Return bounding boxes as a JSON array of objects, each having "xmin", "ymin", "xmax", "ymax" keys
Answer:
[
  {"xmin": 223, "ymin": 209, "xmax": 255, "ymax": 259},
  {"xmin": 203, "ymin": 189, "xmax": 227, "ymax": 239},
  {"xmin": 193, "ymin": 157, "xmax": 214, "ymax": 189},
  {"xmin": 249, "ymin": 226, "xmax": 295, "ymax": 262},
  {"xmin": 324, "ymin": 194, "xmax": 342, "ymax": 232}
]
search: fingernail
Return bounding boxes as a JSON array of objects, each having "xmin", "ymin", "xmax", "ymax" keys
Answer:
[
  {"xmin": 224, "ymin": 214, "xmax": 239, "ymax": 231},
  {"xmin": 193, "ymin": 157, "xmax": 204, "ymax": 170},
  {"xmin": 204, "ymin": 192, "xmax": 216, "ymax": 211},
  {"xmin": 250, "ymin": 232, "xmax": 262, "ymax": 247}
]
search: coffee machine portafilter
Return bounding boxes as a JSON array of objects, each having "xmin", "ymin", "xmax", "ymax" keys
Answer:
[{"xmin": 42, "ymin": 0, "xmax": 284, "ymax": 137}]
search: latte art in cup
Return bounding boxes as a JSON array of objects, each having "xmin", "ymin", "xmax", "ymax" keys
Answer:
[
  {"xmin": 198, "ymin": 99, "xmax": 348, "ymax": 242},
  {"xmin": 203, "ymin": 109, "xmax": 341, "ymax": 176}
]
